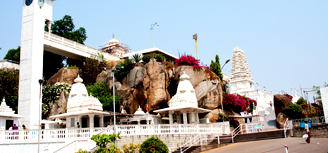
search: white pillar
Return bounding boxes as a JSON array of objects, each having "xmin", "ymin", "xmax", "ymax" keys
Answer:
[
  {"xmin": 176, "ymin": 112, "xmax": 181, "ymax": 124},
  {"xmin": 78, "ymin": 115, "xmax": 82, "ymax": 127},
  {"xmin": 169, "ymin": 111, "xmax": 173, "ymax": 124},
  {"xmin": 196, "ymin": 112, "xmax": 199, "ymax": 123},
  {"xmin": 137, "ymin": 120, "xmax": 140, "ymax": 125},
  {"xmin": 320, "ymin": 87, "xmax": 328, "ymax": 124},
  {"xmin": 188, "ymin": 112, "xmax": 193, "ymax": 123},
  {"xmin": 99, "ymin": 116, "xmax": 104, "ymax": 127},
  {"xmin": 182, "ymin": 111, "xmax": 188, "ymax": 124},
  {"xmin": 88, "ymin": 114, "xmax": 94, "ymax": 128},
  {"xmin": 147, "ymin": 120, "xmax": 149, "ymax": 125}
]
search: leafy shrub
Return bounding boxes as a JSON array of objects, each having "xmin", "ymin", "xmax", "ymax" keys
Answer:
[
  {"xmin": 76, "ymin": 149, "xmax": 87, "ymax": 153},
  {"xmin": 223, "ymin": 93, "xmax": 257, "ymax": 113},
  {"xmin": 153, "ymin": 53, "xmax": 165, "ymax": 62},
  {"xmin": 80, "ymin": 53, "xmax": 107, "ymax": 85},
  {"xmin": 67, "ymin": 65, "xmax": 79, "ymax": 69},
  {"xmin": 283, "ymin": 94, "xmax": 293, "ymax": 100},
  {"xmin": 297, "ymin": 97, "xmax": 306, "ymax": 105},
  {"xmin": 122, "ymin": 142, "xmax": 140, "ymax": 153},
  {"xmin": 218, "ymin": 114, "xmax": 228, "ymax": 122},
  {"xmin": 95, "ymin": 144, "xmax": 122, "ymax": 153},
  {"xmin": 139, "ymin": 136, "xmax": 168, "ymax": 153},
  {"xmin": 91, "ymin": 133, "xmax": 121, "ymax": 148},
  {"xmin": 86, "ymin": 82, "xmax": 121, "ymax": 111},
  {"xmin": 132, "ymin": 54, "xmax": 142, "ymax": 63},
  {"xmin": 161, "ymin": 61, "xmax": 174, "ymax": 69},
  {"xmin": 142, "ymin": 54, "xmax": 153, "ymax": 63},
  {"xmin": 42, "ymin": 82, "xmax": 72, "ymax": 117},
  {"xmin": 115, "ymin": 58, "xmax": 133, "ymax": 82},
  {"xmin": 282, "ymin": 104, "xmax": 303, "ymax": 119}
]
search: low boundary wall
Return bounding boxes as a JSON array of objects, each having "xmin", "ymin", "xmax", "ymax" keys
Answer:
[{"xmin": 293, "ymin": 124, "xmax": 328, "ymax": 138}]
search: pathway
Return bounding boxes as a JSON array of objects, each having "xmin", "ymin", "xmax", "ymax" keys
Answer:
[{"xmin": 204, "ymin": 138, "xmax": 328, "ymax": 153}]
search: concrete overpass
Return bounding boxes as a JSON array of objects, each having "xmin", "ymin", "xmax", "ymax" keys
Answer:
[{"xmin": 43, "ymin": 31, "xmax": 120, "ymax": 61}]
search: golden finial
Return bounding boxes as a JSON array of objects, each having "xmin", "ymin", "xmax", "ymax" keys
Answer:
[{"xmin": 113, "ymin": 34, "xmax": 115, "ymax": 38}]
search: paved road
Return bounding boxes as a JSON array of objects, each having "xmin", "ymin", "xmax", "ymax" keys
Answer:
[{"xmin": 204, "ymin": 138, "xmax": 328, "ymax": 153}]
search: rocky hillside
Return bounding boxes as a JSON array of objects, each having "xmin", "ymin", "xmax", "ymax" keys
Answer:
[
  {"xmin": 101, "ymin": 59, "xmax": 223, "ymax": 121},
  {"xmin": 47, "ymin": 59, "xmax": 227, "ymax": 123}
]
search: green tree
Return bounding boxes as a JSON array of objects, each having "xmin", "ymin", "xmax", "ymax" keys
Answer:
[
  {"xmin": 0, "ymin": 69, "xmax": 19, "ymax": 113},
  {"xmin": 210, "ymin": 55, "xmax": 223, "ymax": 82},
  {"xmin": 80, "ymin": 54, "xmax": 107, "ymax": 85},
  {"xmin": 282, "ymin": 104, "xmax": 303, "ymax": 119},
  {"xmin": 296, "ymin": 97, "xmax": 306, "ymax": 105},
  {"xmin": 86, "ymin": 82, "xmax": 121, "ymax": 111},
  {"xmin": 3, "ymin": 46, "xmax": 20, "ymax": 63},
  {"xmin": 46, "ymin": 15, "xmax": 87, "ymax": 44}
]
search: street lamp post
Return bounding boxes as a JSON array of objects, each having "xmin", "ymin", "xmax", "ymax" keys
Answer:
[
  {"xmin": 220, "ymin": 58, "xmax": 230, "ymax": 121},
  {"xmin": 150, "ymin": 22, "xmax": 159, "ymax": 47},
  {"xmin": 38, "ymin": 79, "xmax": 43, "ymax": 153},
  {"xmin": 111, "ymin": 65, "xmax": 123, "ymax": 135}
]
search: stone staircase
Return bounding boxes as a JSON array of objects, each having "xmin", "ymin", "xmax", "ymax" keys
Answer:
[{"xmin": 259, "ymin": 106, "xmax": 277, "ymax": 130}]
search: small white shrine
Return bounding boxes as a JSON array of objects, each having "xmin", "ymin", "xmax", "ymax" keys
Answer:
[
  {"xmin": 0, "ymin": 98, "xmax": 24, "ymax": 130},
  {"xmin": 154, "ymin": 73, "xmax": 211, "ymax": 124},
  {"xmin": 120, "ymin": 106, "xmax": 165, "ymax": 125},
  {"xmin": 49, "ymin": 75, "xmax": 111, "ymax": 128}
]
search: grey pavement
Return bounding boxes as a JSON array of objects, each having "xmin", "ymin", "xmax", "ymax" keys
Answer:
[{"xmin": 205, "ymin": 138, "xmax": 328, "ymax": 153}]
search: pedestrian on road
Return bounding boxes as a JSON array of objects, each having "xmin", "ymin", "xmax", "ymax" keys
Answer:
[{"xmin": 305, "ymin": 121, "xmax": 311, "ymax": 143}]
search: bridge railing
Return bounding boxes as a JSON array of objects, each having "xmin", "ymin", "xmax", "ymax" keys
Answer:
[
  {"xmin": 44, "ymin": 31, "xmax": 119, "ymax": 60},
  {"xmin": 0, "ymin": 124, "xmax": 230, "ymax": 143}
]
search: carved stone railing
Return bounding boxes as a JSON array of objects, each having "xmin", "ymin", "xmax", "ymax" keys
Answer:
[
  {"xmin": 43, "ymin": 31, "xmax": 119, "ymax": 60},
  {"xmin": 0, "ymin": 124, "xmax": 230, "ymax": 143}
]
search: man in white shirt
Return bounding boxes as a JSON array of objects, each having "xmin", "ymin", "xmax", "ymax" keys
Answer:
[{"xmin": 304, "ymin": 121, "xmax": 310, "ymax": 143}]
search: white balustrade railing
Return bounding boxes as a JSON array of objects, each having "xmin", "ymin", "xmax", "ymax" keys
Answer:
[
  {"xmin": 43, "ymin": 31, "xmax": 119, "ymax": 60},
  {"xmin": 240, "ymin": 123, "xmax": 264, "ymax": 134},
  {"xmin": 0, "ymin": 124, "xmax": 229, "ymax": 143}
]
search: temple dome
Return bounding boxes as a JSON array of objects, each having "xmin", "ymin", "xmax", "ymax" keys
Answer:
[
  {"xmin": 169, "ymin": 73, "xmax": 197, "ymax": 108},
  {"xmin": 67, "ymin": 75, "xmax": 103, "ymax": 113},
  {"xmin": 108, "ymin": 34, "xmax": 119, "ymax": 45},
  {"xmin": 134, "ymin": 106, "xmax": 146, "ymax": 116},
  {"xmin": 80, "ymin": 95, "xmax": 103, "ymax": 111}
]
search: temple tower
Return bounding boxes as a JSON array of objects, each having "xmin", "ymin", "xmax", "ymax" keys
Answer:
[
  {"xmin": 19, "ymin": 0, "xmax": 54, "ymax": 129},
  {"xmin": 230, "ymin": 46, "xmax": 254, "ymax": 94}
]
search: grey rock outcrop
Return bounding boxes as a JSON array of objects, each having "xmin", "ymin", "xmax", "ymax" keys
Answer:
[{"xmin": 48, "ymin": 91, "xmax": 67, "ymax": 118}]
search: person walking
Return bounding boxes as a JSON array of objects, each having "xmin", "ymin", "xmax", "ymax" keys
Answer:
[{"xmin": 305, "ymin": 121, "xmax": 311, "ymax": 143}]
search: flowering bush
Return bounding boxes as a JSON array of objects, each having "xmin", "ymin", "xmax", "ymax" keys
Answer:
[
  {"xmin": 42, "ymin": 82, "xmax": 72, "ymax": 116},
  {"xmin": 284, "ymin": 94, "xmax": 293, "ymax": 100},
  {"xmin": 174, "ymin": 55, "xmax": 212, "ymax": 71},
  {"xmin": 223, "ymin": 93, "xmax": 257, "ymax": 113},
  {"xmin": 139, "ymin": 136, "xmax": 168, "ymax": 153}
]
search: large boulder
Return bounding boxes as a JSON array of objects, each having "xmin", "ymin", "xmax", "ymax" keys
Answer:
[
  {"xmin": 122, "ymin": 67, "xmax": 146, "ymax": 88},
  {"xmin": 276, "ymin": 112, "xmax": 288, "ymax": 129},
  {"xmin": 48, "ymin": 91, "xmax": 67, "ymax": 118},
  {"xmin": 274, "ymin": 94, "xmax": 292, "ymax": 117},
  {"xmin": 96, "ymin": 70, "xmax": 109, "ymax": 83},
  {"xmin": 46, "ymin": 68, "xmax": 79, "ymax": 85},
  {"xmin": 195, "ymin": 80, "xmax": 222, "ymax": 109},
  {"xmin": 106, "ymin": 59, "xmax": 171, "ymax": 114}
]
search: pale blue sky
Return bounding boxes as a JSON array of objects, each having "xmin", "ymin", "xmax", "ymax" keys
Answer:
[{"xmin": 1, "ymin": 1, "xmax": 327, "ymax": 101}]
